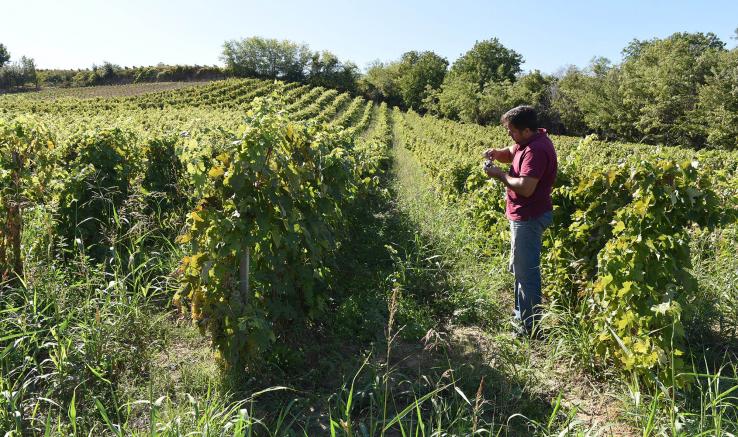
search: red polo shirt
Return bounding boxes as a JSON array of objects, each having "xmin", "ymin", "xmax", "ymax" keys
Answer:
[{"xmin": 505, "ymin": 128, "xmax": 557, "ymax": 221}]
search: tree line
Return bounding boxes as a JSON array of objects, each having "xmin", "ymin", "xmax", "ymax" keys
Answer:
[
  {"xmin": 5, "ymin": 30, "xmax": 738, "ymax": 149},
  {"xmin": 221, "ymin": 33, "xmax": 738, "ymax": 150},
  {"xmin": 221, "ymin": 37, "xmax": 361, "ymax": 93},
  {"xmin": 0, "ymin": 44, "xmax": 37, "ymax": 91},
  {"xmin": 37, "ymin": 63, "xmax": 225, "ymax": 88}
]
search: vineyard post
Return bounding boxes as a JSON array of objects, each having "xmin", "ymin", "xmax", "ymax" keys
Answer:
[
  {"xmin": 239, "ymin": 247, "xmax": 250, "ymax": 301},
  {"xmin": 9, "ymin": 150, "xmax": 23, "ymax": 279}
]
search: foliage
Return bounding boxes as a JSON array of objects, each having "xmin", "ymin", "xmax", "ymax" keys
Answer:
[
  {"xmin": 0, "ymin": 43, "xmax": 10, "ymax": 67},
  {"xmin": 141, "ymin": 135, "xmax": 188, "ymax": 213},
  {"xmin": 359, "ymin": 51, "xmax": 448, "ymax": 111},
  {"xmin": 549, "ymin": 66, "xmax": 588, "ymax": 135},
  {"xmin": 221, "ymin": 37, "xmax": 362, "ymax": 93},
  {"xmin": 221, "ymin": 36, "xmax": 312, "ymax": 81},
  {"xmin": 0, "ymin": 55, "xmax": 37, "ymax": 90},
  {"xmin": 434, "ymin": 72, "xmax": 482, "ymax": 123},
  {"xmin": 433, "ymin": 39, "xmax": 525, "ymax": 125},
  {"xmin": 618, "ymin": 32, "xmax": 725, "ymax": 147},
  {"xmin": 552, "ymin": 32, "xmax": 737, "ymax": 149},
  {"xmin": 505, "ymin": 70, "xmax": 556, "ymax": 127},
  {"xmin": 697, "ymin": 48, "xmax": 738, "ymax": 150},
  {"xmin": 308, "ymin": 50, "xmax": 360, "ymax": 93},
  {"xmin": 447, "ymin": 38, "xmax": 522, "ymax": 88},
  {"xmin": 36, "ymin": 64, "xmax": 225, "ymax": 88},
  {"xmin": 0, "ymin": 116, "xmax": 57, "ymax": 279},
  {"xmin": 549, "ymin": 158, "xmax": 724, "ymax": 384},
  {"xmin": 395, "ymin": 109, "xmax": 738, "ymax": 386},
  {"xmin": 0, "ymin": 75, "xmax": 737, "ymax": 435},
  {"xmin": 176, "ymin": 97, "xmax": 366, "ymax": 366},
  {"xmin": 56, "ymin": 128, "xmax": 141, "ymax": 261},
  {"xmin": 360, "ymin": 60, "xmax": 404, "ymax": 106},
  {"xmin": 396, "ymin": 51, "xmax": 448, "ymax": 110}
]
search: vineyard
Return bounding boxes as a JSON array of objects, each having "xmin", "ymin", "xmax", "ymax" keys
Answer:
[{"xmin": 1, "ymin": 78, "xmax": 738, "ymax": 435}]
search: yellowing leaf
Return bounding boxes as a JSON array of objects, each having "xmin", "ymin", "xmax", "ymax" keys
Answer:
[
  {"xmin": 176, "ymin": 233, "xmax": 192, "ymax": 244},
  {"xmin": 607, "ymin": 170, "xmax": 617, "ymax": 185},
  {"xmin": 645, "ymin": 351, "xmax": 660, "ymax": 367},
  {"xmin": 621, "ymin": 353, "xmax": 636, "ymax": 370},
  {"xmin": 612, "ymin": 221, "xmax": 625, "ymax": 234},
  {"xmin": 633, "ymin": 340, "xmax": 649, "ymax": 354},
  {"xmin": 596, "ymin": 274, "xmax": 614, "ymax": 293},
  {"xmin": 616, "ymin": 310, "xmax": 635, "ymax": 331},
  {"xmin": 618, "ymin": 281, "xmax": 634, "ymax": 297},
  {"xmin": 209, "ymin": 166, "xmax": 225, "ymax": 178}
]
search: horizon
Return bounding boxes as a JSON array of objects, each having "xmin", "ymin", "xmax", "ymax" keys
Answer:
[{"xmin": 2, "ymin": 0, "xmax": 737, "ymax": 74}]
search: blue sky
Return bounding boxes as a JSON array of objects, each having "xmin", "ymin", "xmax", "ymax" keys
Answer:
[{"xmin": 2, "ymin": 0, "xmax": 736, "ymax": 73}]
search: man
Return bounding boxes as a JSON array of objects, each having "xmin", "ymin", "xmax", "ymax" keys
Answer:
[{"xmin": 483, "ymin": 105, "xmax": 557, "ymax": 337}]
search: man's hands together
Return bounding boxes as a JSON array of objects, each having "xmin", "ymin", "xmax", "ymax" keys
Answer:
[
  {"xmin": 483, "ymin": 149, "xmax": 505, "ymax": 179},
  {"xmin": 483, "ymin": 148, "xmax": 499, "ymax": 161},
  {"xmin": 484, "ymin": 162, "xmax": 505, "ymax": 179}
]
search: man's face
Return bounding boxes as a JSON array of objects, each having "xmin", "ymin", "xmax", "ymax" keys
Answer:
[{"xmin": 505, "ymin": 123, "xmax": 533, "ymax": 145}]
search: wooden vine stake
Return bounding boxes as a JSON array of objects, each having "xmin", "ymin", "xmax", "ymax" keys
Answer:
[
  {"xmin": 239, "ymin": 247, "xmax": 250, "ymax": 303},
  {"xmin": 2, "ymin": 150, "xmax": 24, "ymax": 282}
]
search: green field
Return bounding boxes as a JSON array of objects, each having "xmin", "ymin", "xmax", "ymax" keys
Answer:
[{"xmin": 1, "ymin": 79, "xmax": 737, "ymax": 435}]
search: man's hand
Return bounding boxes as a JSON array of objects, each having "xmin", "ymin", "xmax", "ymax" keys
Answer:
[
  {"xmin": 483, "ymin": 149, "xmax": 499, "ymax": 161},
  {"xmin": 484, "ymin": 163, "xmax": 505, "ymax": 179},
  {"xmin": 483, "ymin": 146, "xmax": 514, "ymax": 163}
]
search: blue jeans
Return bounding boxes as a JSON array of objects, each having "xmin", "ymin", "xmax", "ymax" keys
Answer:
[{"xmin": 509, "ymin": 211, "xmax": 553, "ymax": 332}]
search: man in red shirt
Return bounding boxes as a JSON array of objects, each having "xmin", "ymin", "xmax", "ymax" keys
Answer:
[{"xmin": 483, "ymin": 105, "xmax": 557, "ymax": 337}]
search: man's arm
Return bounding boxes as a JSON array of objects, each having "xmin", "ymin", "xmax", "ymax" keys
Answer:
[
  {"xmin": 497, "ymin": 174, "xmax": 539, "ymax": 198},
  {"xmin": 484, "ymin": 165, "xmax": 539, "ymax": 198},
  {"xmin": 483, "ymin": 145, "xmax": 515, "ymax": 163}
]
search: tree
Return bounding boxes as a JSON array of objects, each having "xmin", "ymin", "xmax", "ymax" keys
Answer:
[
  {"xmin": 435, "ymin": 72, "xmax": 483, "ymax": 123},
  {"xmin": 548, "ymin": 32, "xmax": 729, "ymax": 146},
  {"xmin": 697, "ymin": 49, "xmax": 738, "ymax": 149},
  {"xmin": 562, "ymin": 57, "xmax": 635, "ymax": 140},
  {"xmin": 307, "ymin": 50, "xmax": 359, "ymax": 92},
  {"xmin": 550, "ymin": 66, "xmax": 589, "ymax": 135},
  {"xmin": 0, "ymin": 55, "xmax": 37, "ymax": 90},
  {"xmin": 359, "ymin": 60, "xmax": 403, "ymax": 106},
  {"xmin": 448, "ymin": 38, "xmax": 522, "ymax": 89},
  {"xmin": 477, "ymin": 79, "xmax": 512, "ymax": 124},
  {"xmin": 20, "ymin": 56, "xmax": 37, "ymax": 89},
  {"xmin": 618, "ymin": 32, "xmax": 726, "ymax": 147},
  {"xmin": 435, "ymin": 38, "xmax": 523, "ymax": 124},
  {"xmin": 438, "ymin": 69, "xmax": 558, "ymax": 128},
  {"xmin": 221, "ymin": 37, "xmax": 311, "ymax": 81},
  {"xmin": 505, "ymin": 70, "xmax": 557, "ymax": 128},
  {"xmin": 358, "ymin": 51, "xmax": 447, "ymax": 110},
  {"xmin": 395, "ymin": 51, "xmax": 448, "ymax": 110},
  {"xmin": 0, "ymin": 44, "xmax": 9, "ymax": 67}
]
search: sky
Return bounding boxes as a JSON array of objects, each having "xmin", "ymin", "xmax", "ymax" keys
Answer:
[{"xmin": 2, "ymin": 0, "xmax": 737, "ymax": 73}]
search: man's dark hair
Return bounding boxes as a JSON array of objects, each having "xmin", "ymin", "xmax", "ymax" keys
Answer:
[{"xmin": 501, "ymin": 105, "xmax": 538, "ymax": 131}]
